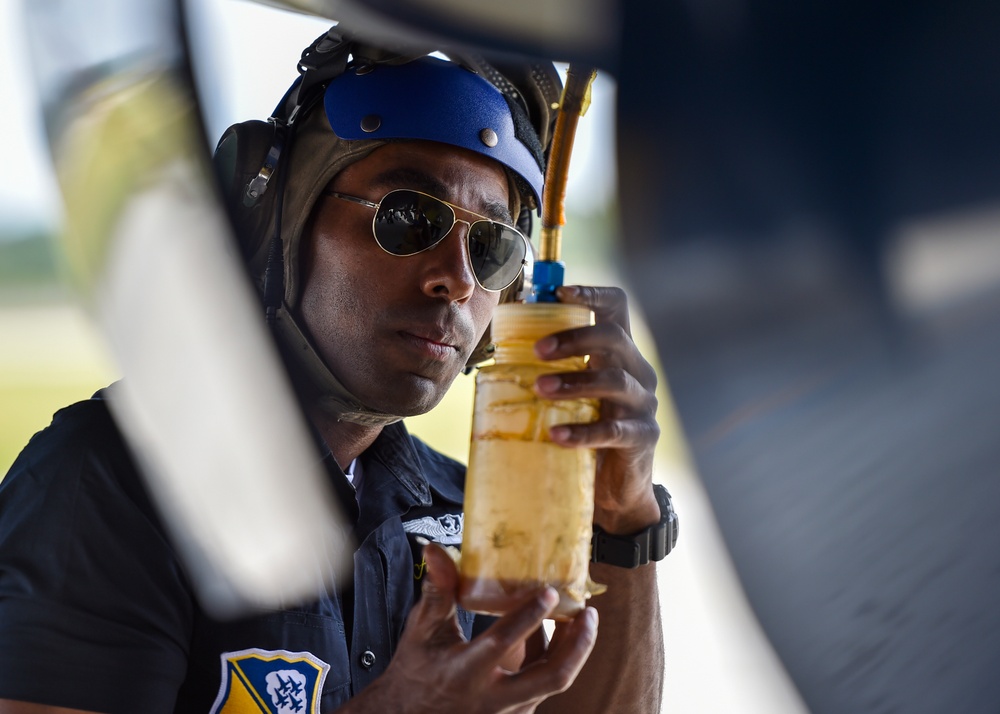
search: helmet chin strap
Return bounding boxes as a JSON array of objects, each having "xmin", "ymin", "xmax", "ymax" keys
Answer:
[{"xmin": 273, "ymin": 304, "xmax": 404, "ymax": 427}]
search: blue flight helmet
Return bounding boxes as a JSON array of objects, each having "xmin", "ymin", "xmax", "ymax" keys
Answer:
[
  {"xmin": 214, "ymin": 34, "xmax": 561, "ymax": 425},
  {"xmin": 326, "ymin": 56, "xmax": 544, "ymax": 206}
]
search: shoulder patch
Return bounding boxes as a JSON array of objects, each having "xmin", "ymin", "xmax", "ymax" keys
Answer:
[
  {"xmin": 210, "ymin": 648, "xmax": 330, "ymax": 714},
  {"xmin": 402, "ymin": 513, "xmax": 464, "ymax": 545}
]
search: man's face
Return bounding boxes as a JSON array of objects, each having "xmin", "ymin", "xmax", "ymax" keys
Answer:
[{"xmin": 298, "ymin": 141, "xmax": 510, "ymax": 416}]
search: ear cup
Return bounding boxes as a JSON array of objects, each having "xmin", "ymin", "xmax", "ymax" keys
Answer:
[{"xmin": 212, "ymin": 120, "xmax": 283, "ymax": 272}]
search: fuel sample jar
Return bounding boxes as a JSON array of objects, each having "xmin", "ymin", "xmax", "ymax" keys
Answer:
[{"xmin": 458, "ymin": 302, "xmax": 605, "ymax": 620}]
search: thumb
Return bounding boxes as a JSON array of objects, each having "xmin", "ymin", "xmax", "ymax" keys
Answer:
[{"xmin": 418, "ymin": 541, "xmax": 460, "ymax": 623}]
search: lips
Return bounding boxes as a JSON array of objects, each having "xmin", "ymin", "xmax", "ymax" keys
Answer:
[
  {"xmin": 406, "ymin": 325, "xmax": 457, "ymax": 347},
  {"xmin": 386, "ymin": 304, "xmax": 476, "ymax": 367},
  {"xmin": 398, "ymin": 328, "xmax": 461, "ymax": 361}
]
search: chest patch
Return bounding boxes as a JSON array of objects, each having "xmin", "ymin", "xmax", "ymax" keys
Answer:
[
  {"xmin": 210, "ymin": 648, "xmax": 330, "ymax": 714},
  {"xmin": 402, "ymin": 512, "xmax": 464, "ymax": 544}
]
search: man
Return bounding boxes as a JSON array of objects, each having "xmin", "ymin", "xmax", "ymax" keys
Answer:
[{"xmin": 0, "ymin": 33, "xmax": 670, "ymax": 713}]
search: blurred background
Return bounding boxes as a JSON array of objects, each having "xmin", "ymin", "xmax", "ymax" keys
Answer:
[
  {"xmin": 0, "ymin": 0, "xmax": 808, "ymax": 710},
  {"xmin": 8, "ymin": 0, "xmax": 1000, "ymax": 711}
]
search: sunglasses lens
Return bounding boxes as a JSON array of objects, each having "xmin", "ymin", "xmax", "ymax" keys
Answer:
[
  {"xmin": 373, "ymin": 190, "xmax": 452, "ymax": 255},
  {"xmin": 371, "ymin": 190, "xmax": 525, "ymax": 292},
  {"xmin": 468, "ymin": 222, "xmax": 526, "ymax": 291}
]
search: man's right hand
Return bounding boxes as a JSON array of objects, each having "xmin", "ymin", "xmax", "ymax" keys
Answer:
[{"xmin": 345, "ymin": 542, "xmax": 598, "ymax": 714}]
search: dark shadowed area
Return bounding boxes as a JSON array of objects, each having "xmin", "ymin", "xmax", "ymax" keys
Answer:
[{"xmin": 617, "ymin": 3, "xmax": 1000, "ymax": 713}]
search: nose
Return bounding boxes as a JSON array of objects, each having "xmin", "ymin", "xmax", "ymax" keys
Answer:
[{"xmin": 418, "ymin": 220, "xmax": 478, "ymax": 302}]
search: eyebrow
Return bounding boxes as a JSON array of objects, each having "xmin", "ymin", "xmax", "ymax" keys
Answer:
[{"xmin": 370, "ymin": 167, "xmax": 514, "ymax": 224}]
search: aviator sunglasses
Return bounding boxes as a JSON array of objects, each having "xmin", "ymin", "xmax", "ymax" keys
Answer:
[{"xmin": 326, "ymin": 188, "xmax": 529, "ymax": 292}]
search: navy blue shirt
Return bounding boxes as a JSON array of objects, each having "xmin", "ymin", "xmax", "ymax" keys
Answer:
[{"xmin": 0, "ymin": 390, "xmax": 474, "ymax": 713}]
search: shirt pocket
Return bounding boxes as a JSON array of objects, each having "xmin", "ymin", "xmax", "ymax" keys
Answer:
[{"xmin": 187, "ymin": 605, "xmax": 354, "ymax": 712}]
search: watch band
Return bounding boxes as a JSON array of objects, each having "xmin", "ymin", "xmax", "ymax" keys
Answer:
[{"xmin": 590, "ymin": 483, "xmax": 679, "ymax": 568}]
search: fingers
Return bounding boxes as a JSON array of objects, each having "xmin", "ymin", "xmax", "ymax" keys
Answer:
[
  {"xmin": 503, "ymin": 607, "xmax": 599, "ymax": 701},
  {"xmin": 533, "ymin": 295, "xmax": 659, "ymax": 452},
  {"xmin": 541, "ymin": 285, "xmax": 657, "ymax": 394},
  {"xmin": 556, "ymin": 285, "xmax": 631, "ymax": 336},
  {"xmin": 386, "ymin": 549, "xmax": 597, "ymax": 712},
  {"xmin": 549, "ymin": 415, "xmax": 661, "ymax": 451},
  {"xmin": 465, "ymin": 587, "xmax": 559, "ymax": 671},
  {"xmin": 546, "ymin": 608, "xmax": 598, "ymax": 662},
  {"xmin": 535, "ymin": 322, "xmax": 658, "ymax": 391},
  {"xmin": 535, "ymin": 368, "xmax": 657, "ymax": 416},
  {"xmin": 421, "ymin": 542, "xmax": 459, "ymax": 604},
  {"xmin": 408, "ymin": 542, "xmax": 462, "ymax": 643}
]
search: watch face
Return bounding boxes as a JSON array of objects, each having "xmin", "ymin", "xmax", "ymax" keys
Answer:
[{"xmin": 656, "ymin": 484, "xmax": 679, "ymax": 553}]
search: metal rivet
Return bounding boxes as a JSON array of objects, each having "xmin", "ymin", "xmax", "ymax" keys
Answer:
[
  {"xmin": 480, "ymin": 128, "xmax": 498, "ymax": 148},
  {"xmin": 360, "ymin": 650, "xmax": 376, "ymax": 668},
  {"xmin": 360, "ymin": 114, "xmax": 381, "ymax": 133}
]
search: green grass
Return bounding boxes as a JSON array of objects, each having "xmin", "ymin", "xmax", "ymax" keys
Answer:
[
  {"xmin": 0, "ymin": 233, "xmax": 60, "ymax": 287},
  {"xmin": 0, "ymin": 382, "xmax": 106, "ymax": 473},
  {"xmin": 0, "ymin": 303, "xmax": 117, "ymax": 476}
]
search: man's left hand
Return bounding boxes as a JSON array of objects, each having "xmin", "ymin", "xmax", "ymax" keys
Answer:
[{"xmin": 533, "ymin": 285, "xmax": 661, "ymax": 535}]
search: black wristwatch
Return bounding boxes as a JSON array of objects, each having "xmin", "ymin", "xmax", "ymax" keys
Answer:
[{"xmin": 591, "ymin": 484, "xmax": 679, "ymax": 568}]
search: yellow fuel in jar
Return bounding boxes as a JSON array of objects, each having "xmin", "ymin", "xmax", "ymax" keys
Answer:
[{"xmin": 459, "ymin": 302, "xmax": 605, "ymax": 620}]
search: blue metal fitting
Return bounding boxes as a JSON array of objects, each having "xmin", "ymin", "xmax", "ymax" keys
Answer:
[{"xmin": 530, "ymin": 261, "xmax": 565, "ymax": 303}]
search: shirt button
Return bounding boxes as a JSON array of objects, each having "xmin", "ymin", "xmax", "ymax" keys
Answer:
[{"xmin": 360, "ymin": 650, "xmax": 376, "ymax": 669}]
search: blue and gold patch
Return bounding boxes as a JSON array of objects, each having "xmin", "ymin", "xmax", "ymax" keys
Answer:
[{"xmin": 210, "ymin": 648, "xmax": 330, "ymax": 714}]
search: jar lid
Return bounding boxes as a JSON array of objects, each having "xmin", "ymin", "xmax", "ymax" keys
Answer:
[{"xmin": 491, "ymin": 302, "xmax": 595, "ymax": 342}]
